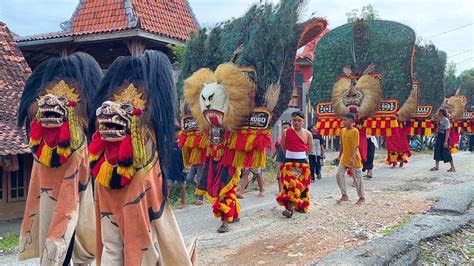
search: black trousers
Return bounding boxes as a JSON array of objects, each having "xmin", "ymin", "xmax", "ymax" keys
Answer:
[
  {"xmin": 308, "ymin": 155, "xmax": 322, "ymax": 180},
  {"xmin": 363, "ymin": 138, "xmax": 375, "ymax": 172},
  {"xmin": 469, "ymin": 134, "xmax": 474, "ymax": 152}
]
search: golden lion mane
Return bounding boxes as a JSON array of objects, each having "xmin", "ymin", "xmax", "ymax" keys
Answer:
[
  {"xmin": 439, "ymin": 95, "xmax": 467, "ymax": 120},
  {"xmin": 331, "ymin": 75, "xmax": 382, "ymax": 118},
  {"xmin": 183, "ymin": 63, "xmax": 256, "ymax": 130}
]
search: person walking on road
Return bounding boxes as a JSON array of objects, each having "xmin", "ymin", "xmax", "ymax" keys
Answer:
[
  {"xmin": 308, "ymin": 125, "xmax": 325, "ymax": 181},
  {"xmin": 431, "ymin": 108, "xmax": 456, "ymax": 172},
  {"xmin": 272, "ymin": 121, "xmax": 291, "ymax": 194},
  {"xmin": 276, "ymin": 111, "xmax": 313, "ymax": 218},
  {"xmin": 336, "ymin": 113, "xmax": 365, "ymax": 205}
]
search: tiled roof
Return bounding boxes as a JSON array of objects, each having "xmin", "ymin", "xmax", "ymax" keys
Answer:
[
  {"xmin": 132, "ymin": 0, "xmax": 199, "ymax": 41},
  {"xmin": 16, "ymin": 0, "xmax": 199, "ymax": 43},
  {"xmin": 0, "ymin": 22, "xmax": 31, "ymax": 155},
  {"xmin": 71, "ymin": 0, "xmax": 129, "ymax": 34},
  {"xmin": 296, "ymin": 27, "xmax": 330, "ymax": 62}
]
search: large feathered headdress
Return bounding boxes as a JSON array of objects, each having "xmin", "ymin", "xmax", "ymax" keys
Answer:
[{"xmin": 180, "ymin": 0, "xmax": 327, "ymax": 126}]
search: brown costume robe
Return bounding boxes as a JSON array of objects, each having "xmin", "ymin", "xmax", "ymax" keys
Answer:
[
  {"xmin": 18, "ymin": 144, "xmax": 96, "ymax": 265},
  {"xmin": 94, "ymin": 154, "xmax": 192, "ymax": 265}
]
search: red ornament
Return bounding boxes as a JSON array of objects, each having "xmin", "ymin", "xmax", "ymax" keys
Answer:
[
  {"xmin": 68, "ymin": 101, "xmax": 77, "ymax": 107},
  {"xmin": 132, "ymin": 108, "xmax": 142, "ymax": 116}
]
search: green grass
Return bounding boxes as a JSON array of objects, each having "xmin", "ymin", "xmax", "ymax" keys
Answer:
[
  {"xmin": 419, "ymin": 249, "xmax": 438, "ymax": 264},
  {"xmin": 0, "ymin": 233, "xmax": 19, "ymax": 251},
  {"xmin": 168, "ymin": 183, "xmax": 198, "ymax": 207},
  {"xmin": 468, "ymin": 247, "xmax": 474, "ymax": 258},
  {"xmin": 381, "ymin": 215, "xmax": 413, "ymax": 236}
]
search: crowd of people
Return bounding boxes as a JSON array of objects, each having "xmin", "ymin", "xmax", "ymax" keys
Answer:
[{"xmin": 168, "ymin": 108, "xmax": 462, "ymax": 213}]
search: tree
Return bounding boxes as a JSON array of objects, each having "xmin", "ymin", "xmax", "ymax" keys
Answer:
[
  {"xmin": 346, "ymin": 5, "xmax": 380, "ymax": 23},
  {"xmin": 167, "ymin": 44, "xmax": 186, "ymax": 66},
  {"xmin": 444, "ymin": 62, "xmax": 457, "ymax": 95},
  {"xmin": 457, "ymin": 68, "xmax": 474, "ymax": 110}
]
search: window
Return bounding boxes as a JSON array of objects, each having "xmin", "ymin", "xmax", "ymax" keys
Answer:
[
  {"xmin": 295, "ymin": 72, "xmax": 304, "ymax": 88},
  {"xmin": 8, "ymin": 157, "xmax": 26, "ymax": 202}
]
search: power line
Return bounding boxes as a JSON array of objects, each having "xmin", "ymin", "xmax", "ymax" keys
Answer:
[
  {"xmin": 448, "ymin": 49, "xmax": 474, "ymax": 58},
  {"xmin": 456, "ymin": 59, "xmax": 474, "ymax": 66},
  {"xmin": 455, "ymin": 57, "xmax": 474, "ymax": 64},
  {"xmin": 425, "ymin": 23, "xmax": 474, "ymax": 39}
]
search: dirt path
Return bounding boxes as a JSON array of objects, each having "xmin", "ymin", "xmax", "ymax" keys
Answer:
[{"xmin": 173, "ymin": 151, "xmax": 474, "ymax": 265}]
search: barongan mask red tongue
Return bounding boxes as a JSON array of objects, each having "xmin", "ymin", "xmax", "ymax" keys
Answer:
[
  {"xmin": 349, "ymin": 106, "xmax": 358, "ymax": 113},
  {"xmin": 209, "ymin": 116, "xmax": 220, "ymax": 126}
]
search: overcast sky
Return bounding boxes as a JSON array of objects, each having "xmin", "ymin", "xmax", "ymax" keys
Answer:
[{"xmin": 0, "ymin": 0, "xmax": 473, "ymax": 74}]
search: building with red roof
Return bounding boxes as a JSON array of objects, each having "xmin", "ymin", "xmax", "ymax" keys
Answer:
[
  {"xmin": 16, "ymin": 0, "xmax": 199, "ymax": 69},
  {"xmin": 287, "ymin": 27, "xmax": 330, "ymax": 124},
  {"xmin": 1, "ymin": 0, "xmax": 199, "ymax": 220},
  {"xmin": 0, "ymin": 21, "xmax": 33, "ymax": 220}
]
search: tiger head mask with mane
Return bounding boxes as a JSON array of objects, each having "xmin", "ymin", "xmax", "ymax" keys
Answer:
[
  {"xmin": 184, "ymin": 63, "xmax": 256, "ymax": 132},
  {"xmin": 88, "ymin": 50, "xmax": 177, "ymax": 190},
  {"xmin": 437, "ymin": 89, "xmax": 467, "ymax": 120},
  {"xmin": 18, "ymin": 52, "xmax": 102, "ymax": 168},
  {"xmin": 331, "ymin": 63, "xmax": 383, "ymax": 118}
]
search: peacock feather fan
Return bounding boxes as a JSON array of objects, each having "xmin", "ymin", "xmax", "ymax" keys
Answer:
[{"xmin": 180, "ymin": 0, "xmax": 326, "ymax": 125}]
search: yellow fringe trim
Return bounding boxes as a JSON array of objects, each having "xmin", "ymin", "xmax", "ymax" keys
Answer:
[
  {"xmin": 425, "ymin": 128, "xmax": 432, "ymax": 136},
  {"xmin": 57, "ymin": 146, "xmax": 71, "ymax": 158},
  {"xmin": 67, "ymin": 106, "xmax": 81, "ymax": 149},
  {"xmin": 184, "ymin": 134, "xmax": 196, "ymax": 148},
  {"xmin": 131, "ymin": 115, "xmax": 146, "ymax": 169},
  {"xmin": 117, "ymin": 165, "xmax": 135, "ymax": 178},
  {"xmin": 29, "ymin": 138, "xmax": 40, "ymax": 146},
  {"xmin": 244, "ymin": 133, "xmax": 257, "ymax": 151},
  {"xmin": 189, "ymin": 149, "xmax": 203, "ymax": 165},
  {"xmin": 194, "ymin": 167, "xmax": 242, "ymax": 202},
  {"xmin": 89, "ymin": 152, "xmax": 102, "ymax": 162},
  {"xmin": 219, "ymin": 168, "xmax": 241, "ymax": 200},
  {"xmin": 38, "ymin": 144, "xmax": 53, "ymax": 167},
  {"xmin": 96, "ymin": 161, "xmax": 114, "ymax": 188}
]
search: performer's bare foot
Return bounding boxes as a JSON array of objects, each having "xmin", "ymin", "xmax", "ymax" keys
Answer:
[
  {"xmin": 282, "ymin": 209, "xmax": 293, "ymax": 218},
  {"xmin": 236, "ymin": 193, "xmax": 243, "ymax": 199},
  {"xmin": 399, "ymin": 162, "xmax": 404, "ymax": 168},
  {"xmin": 194, "ymin": 200, "xmax": 203, "ymax": 205},
  {"xmin": 257, "ymin": 191, "xmax": 265, "ymax": 198},
  {"xmin": 337, "ymin": 195, "xmax": 349, "ymax": 204},
  {"xmin": 217, "ymin": 222, "xmax": 229, "ymax": 233},
  {"xmin": 176, "ymin": 204, "xmax": 186, "ymax": 209},
  {"xmin": 391, "ymin": 164, "xmax": 396, "ymax": 169},
  {"xmin": 355, "ymin": 198, "xmax": 365, "ymax": 205}
]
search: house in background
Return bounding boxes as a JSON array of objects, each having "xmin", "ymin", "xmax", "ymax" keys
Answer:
[
  {"xmin": 278, "ymin": 27, "xmax": 330, "ymax": 133},
  {"xmin": 15, "ymin": 0, "xmax": 199, "ymax": 70},
  {"xmin": 0, "ymin": 22, "xmax": 33, "ymax": 220},
  {"xmin": 291, "ymin": 27, "xmax": 330, "ymax": 125}
]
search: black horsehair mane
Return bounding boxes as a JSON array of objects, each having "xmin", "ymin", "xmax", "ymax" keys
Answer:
[
  {"xmin": 88, "ymin": 50, "xmax": 177, "ymax": 198},
  {"xmin": 18, "ymin": 52, "xmax": 103, "ymax": 135}
]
